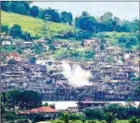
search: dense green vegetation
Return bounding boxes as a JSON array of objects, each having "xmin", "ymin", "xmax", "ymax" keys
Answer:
[
  {"xmin": 1, "ymin": 2, "xmax": 139, "ymax": 33},
  {"xmin": 51, "ymin": 111, "xmax": 140, "ymax": 123},
  {"xmin": 94, "ymin": 32, "xmax": 139, "ymax": 50},
  {"xmin": 1, "ymin": 10, "xmax": 75, "ymax": 38},
  {"xmin": 1, "ymin": 90, "xmax": 42, "ymax": 110},
  {"xmin": 51, "ymin": 120, "xmax": 129, "ymax": 123},
  {"xmin": 1, "ymin": 90, "xmax": 140, "ymax": 123},
  {"xmin": 1, "ymin": 1, "xmax": 73, "ymax": 25},
  {"xmin": 54, "ymin": 48, "xmax": 94, "ymax": 61}
]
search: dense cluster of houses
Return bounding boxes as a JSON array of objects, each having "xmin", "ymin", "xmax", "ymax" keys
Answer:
[{"xmin": 1, "ymin": 35, "xmax": 140, "ymax": 101}]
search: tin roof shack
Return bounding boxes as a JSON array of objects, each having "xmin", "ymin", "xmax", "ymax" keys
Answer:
[{"xmin": 77, "ymin": 101, "xmax": 109, "ymax": 112}]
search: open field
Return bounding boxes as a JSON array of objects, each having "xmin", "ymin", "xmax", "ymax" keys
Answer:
[
  {"xmin": 1, "ymin": 10, "xmax": 75, "ymax": 37},
  {"xmin": 37, "ymin": 120, "xmax": 129, "ymax": 123}
]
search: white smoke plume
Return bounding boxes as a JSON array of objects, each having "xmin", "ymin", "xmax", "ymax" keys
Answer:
[{"xmin": 62, "ymin": 61, "xmax": 92, "ymax": 87}]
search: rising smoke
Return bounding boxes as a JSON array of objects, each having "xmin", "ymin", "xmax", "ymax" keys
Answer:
[{"xmin": 62, "ymin": 61, "xmax": 92, "ymax": 87}]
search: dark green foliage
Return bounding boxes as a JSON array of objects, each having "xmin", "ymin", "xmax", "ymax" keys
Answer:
[
  {"xmin": 33, "ymin": 114, "xmax": 44, "ymax": 122},
  {"xmin": 1, "ymin": 1, "xmax": 30, "ymax": 15},
  {"xmin": 60, "ymin": 112, "xmax": 70, "ymax": 123},
  {"xmin": 1, "ymin": 1, "xmax": 11, "ymax": 11},
  {"xmin": 1, "ymin": 1, "xmax": 139, "ymax": 34},
  {"xmin": 75, "ymin": 30, "xmax": 93, "ymax": 40},
  {"xmin": 135, "ymin": 85, "xmax": 140, "ymax": 97},
  {"xmin": 10, "ymin": 2, "xmax": 19, "ymax": 13},
  {"xmin": 9, "ymin": 24, "xmax": 22, "ymax": 38},
  {"xmin": 30, "ymin": 6, "xmax": 39, "ymax": 17},
  {"xmin": 21, "ymin": 31, "xmax": 32, "ymax": 41},
  {"xmin": 1, "ymin": 24, "xmax": 9, "ymax": 34},
  {"xmin": 103, "ymin": 104, "xmax": 140, "ymax": 119},
  {"xmin": 88, "ymin": 120, "xmax": 97, "ymax": 123},
  {"xmin": 84, "ymin": 109, "xmax": 104, "ymax": 120},
  {"xmin": 129, "ymin": 117, "xmax": 140, "ymax": 123},
  {"xmin": 20, "ymin": 90, "xmax": 42, "ymax": 109},
  {"xmin": 18, "ymin": 4, "xmax": 27, "ymax": 15},
  {"xmin": 75, "ymin": 12, "xmax": 97, "ymax": 32},
  {"xmin": 118, "ymin": 36, "xmax": 138, "ymax": 49},
  {"xmin": 44, "ymin": 8, "xmax": 62, "ymax": 23},
  {"xmin": 34, "ymin": 43, "xmax": 44, "ymax": 54},
  {"xmin": 29, "ymin": 56, "xmax": 36, "ymax": 64},
  {"xmin": 2, "ymin": 24, "xmax": 32, "ymax": 40},
  {"xmin": 102, "ymin": 112, "xmax": 118, "ymax": 123},
  {"xmin": 61, "ymin": 11, "xmax": 73, "ymax": 25},
  {"xmin": 1, "ymin": 90, "xmax": 42, "ymax": 110},
  {"xmin": 68, "ymin": 113, "xmax": 85, "ymax": 120}
]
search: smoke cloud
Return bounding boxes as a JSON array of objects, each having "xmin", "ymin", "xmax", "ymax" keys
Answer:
[{"xmin": 62, "ymin": 61, "xmax": 92, "ymax": 87}]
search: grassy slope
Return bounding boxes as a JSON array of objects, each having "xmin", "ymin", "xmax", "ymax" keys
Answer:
[{"xmin": 1, "ymin": 10, "xmax": 75, "ymax": 37}]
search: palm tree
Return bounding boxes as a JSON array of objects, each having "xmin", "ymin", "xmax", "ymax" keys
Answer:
[
  {"xmin": 101, "ymin": 112, "xmax": 118, "ymax": 123},
  {"xmin": 60, "ymin": 112, "xmax": 69, "ymax": 123},
  {"xmin": 129, "ymin": 117, "xmax": 140, "ymax": 123}
]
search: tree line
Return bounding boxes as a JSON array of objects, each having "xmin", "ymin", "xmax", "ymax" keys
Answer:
[
  {"xmin": 1, "ymin": 24, "xmax": 32, "ymax": 40},
  {"xmin": 1, "ymin": 1, "xmax": 73, "ymax": 25},
  {"xmin": 1, "ymin": 1, "xmax": 139, "ymax": 33}
]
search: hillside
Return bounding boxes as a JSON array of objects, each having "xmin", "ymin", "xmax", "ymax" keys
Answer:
[{"xmin": 1, "ymin": 10, "xmax": 75, "ymax": 38}]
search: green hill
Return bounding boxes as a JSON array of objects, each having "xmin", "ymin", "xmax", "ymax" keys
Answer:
[{"xmin": 1, "ymin": 10, "xmax": 75, "ymax": 38}]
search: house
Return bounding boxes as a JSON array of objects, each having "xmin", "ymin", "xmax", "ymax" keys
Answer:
[
  {"xmin": 83, "ymin": 39, "xmax": 100, "ymax": 47},
  {"xmin": 67, "ymin": 107, "xmax": 78, "ymax": 113},
  {"xmin": 21, "ymin": 41, "xmax": 34, "ymax": 48},
  {"xmin": 77, "ymin": 100, "xmax": 109, "ymax": 111},
  {"xmin": 7, "ymin": 53, "xmax": 22, "ymax": 62},
  {"xmin": 36, "ymin": 56, "xmax": 54, "ymax": 66},
  {"xmin": 21, "ymin": 106, "xmax": 58, "ymax": 120},
  {"xmin": 2, "ymin": 40, "xmax": 11, "ymax": 45}
]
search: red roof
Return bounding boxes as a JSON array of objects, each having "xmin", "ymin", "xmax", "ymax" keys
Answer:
[
  {"xmin": 29, "ymin": 108, "xmax": 38, "ymax": 113},
  {"xmin": 9, "ymin": 52, "xmax": 20, "ymax": 57},
  {"xmin": 28, "ymin": 106, "xmax": 57, "ymax": 114},
  {"xmin": 38, "ymin": 106, "xmax": 57, "ymax": 113}
]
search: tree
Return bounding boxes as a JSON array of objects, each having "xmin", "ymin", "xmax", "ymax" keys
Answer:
[
  {"xmin": 129, "ymin": 117, "xmax": 140, "ymax": 123},
  {"xmin": 68, "ymin": 12, "xmax": 73, "ymax": 25},
  {"xmin": 9, "ymin": 24, "xmax": 22, "ymax": 38},
  {"xmin": 100, "ymin": 12, "xmax": 113, "ymax": 23},
  {"xmin": 60, "ymin": 113, "xmax": 69, "ymax": 123},
  {"xmin": 61, "ymin": 11, "xmax": 69, "ymax": 23},
  {"xmin": 135, "ymin": 85, "xmax": 140, "ymax": 100},
  {"xmin": 2, "ymin": 90, "xmax": 42, "ymax": 110},
  {"xmin": 21, "ymin": 31, "xmax": 31, "ymax": 41},
  {"xmin": 29, "ymin": 56, "xmax": 36, "ymax": 64},
  {"xmin": 112, "ymin": 16, "xmax": 120, "ymax": 32},
  {"xmin": 30, "ymin": 6, "xmax": 39, "ymax": 17},
  {"xmin": 1, "ymin": 1, "xmax": 10, "ymax": 11},
  {"xmin": 44, "ymin": 8, "xmax": 62, "ymax": 23},
  {"xmin": 101, "ymin": 112, "xmax": 118, "ymax": 123},
  {"xmin": 38, "ymin": 9, "xmax": 45, "ymax": 19},
  {"xmin": 19, "ymin": 90, "xmax": 42, "ymax": 109},
  {"xmin": 10, "ymin": 2, "xmax": 19, "ymax": 13},
  {"xmin": 103, "ymin": 104, "xmax": 126, "ymax": 119},
  {"xmin": 18, "ymin": 4, "xmax": 27, "ymax": 15},
  {"xmin": 1, "ymin": 25, "xmax": 9, "ymax": 34},
  {"xmin": 100, "ymin": 12, "xmax": 114, "ymax": 31},
  {"xmin": 5, "ymin": 90, "xmax": 22, "ymax": 108},
  {"xmin": 75, "ymin": 13, "xmax": 97, "ymax": 32},
  {"xmin": 84, "ymin": 109, "xmax": 104, "ymax": 120},
  {"xmin": 61, "ymin": 11, "xmax": 73, "ymax": 25},
  {"xmin": 75, "ymin": 30, "xmax": 93, "ymax": 40}
]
